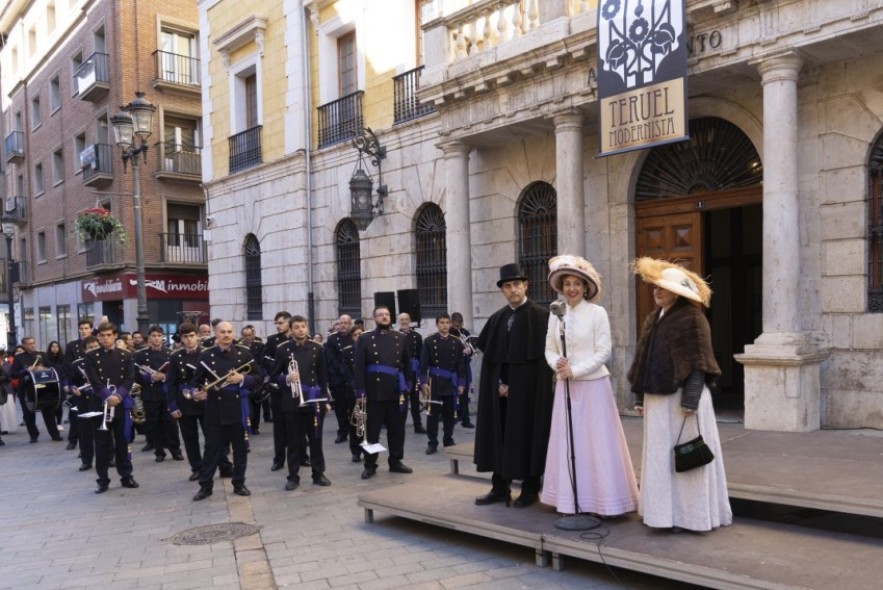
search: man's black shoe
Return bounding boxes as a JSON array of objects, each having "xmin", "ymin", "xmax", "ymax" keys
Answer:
[
  {"xmin": 300, "ymin": 458, "xmax": 311, "ymax": 467},
  {"xmin": 264, "ymin": 416, "xmax": 273, "ymax": 423},
  {"xmin": 352, "ymin": 453, "xmax": 362, "ymax": 463},
  {"xmin": 171, "ymin": 452, "xmax": 185, "ymax": 461},
  {"xmin": 188, "ymin": 471, "xmax": 200, "ymax": 482},
  {"xmin": 219, "ymin": 466, "xmax": 233, "ymax": 478},
  {"xmin": 0, "ymin": 438, "xmax": 4, "ymax": 446},
  {"xmin": 155, "ymin": 455, "xmax": 165, "ymax": 463},
  {"xmin": 51, "ymin": 436, "xmax": 64, "ymax": 442},
  {"xmin": 233, "ymin": 485, "xmax": 251, "ymax": 496},
  {"xmin": 414, "ymin": 425, "xmax": 427, "ymax": 434},
  {"xmin": 141, "ymin": 443, "xmax": 154, "ymax": 452},
  {"xmin": 425, "ymin": 446, "xmax": 437, "ymax": 455},
  {"xmin": 251, "ymin": 428, "xmax": 260, "ymax": 435},
  {"xmin": 29, "ymin": 437, "xmax": 38, "ymax": 443},
  {"xmin": 460, "ymin": 421, "xmax": 475, "ymax": 429},
  {"xmin": 285, "ymin": 480, "xmax": 300, "ymax": 491},
  {"xmin": 95, "ymin": 483, "xmax": 109, "ymax": 494},
  {"xmin": 312, "ymin": 474, "xmax": 331, "ymax": 487},
  {"xmin": 121, "ymin": 477, "xmax": 139, "ymax": 489},
  {"xmin": 443, "ymin": 440, "xmax": 455, "ymax": 447},
  {"xmin": 193, "ymin": 487, "xmax": 212, "ymax": 501},
  {"xmin": 475, "ymin": 490, "xmax": 510, "ymax": 506},
  {"xmin": 361, "ymin": 467, "xmax": 376, "ymax": 480},
  {"xmin": 513, "ymin": 493, "xmax": 538, "ymax": 508},
  {"xmin": 270, "ymin": 461, "xmax": 284, "ymax": 471},
  {"xmin": 389, "ymin": 462, "xmax": 413, "ymax": 474},
  {"xmin": 78, "ymin": 463, "xmax": 92, "ymax": 472},
  {"xmin": 334, "ymin": 433, "xmax": 347, "ymax": 443},
  {"xmin": 66, "ymin": 441, "xmax": 77, "ymax": 450}
]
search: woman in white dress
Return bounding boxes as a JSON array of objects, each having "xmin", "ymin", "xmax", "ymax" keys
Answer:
[
  {"xmin": 540, "ymin": 255, "xmax": 639, "ymax": 517},
  {"xmin": 628, "ymin": 257, "xmax": 733, "ymax": 532}
]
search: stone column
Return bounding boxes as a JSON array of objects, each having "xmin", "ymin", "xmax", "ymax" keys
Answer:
[
  {"xmin": 442, "ymin": 141, "xmax": 474, "ymax": 329},
  {"xmin": 736, "ymin": 52, "xmax": 828, "ymax": 432},
  {"xmin": 553, "ymin": 111, "xmax": 585, "ymax": 256}
]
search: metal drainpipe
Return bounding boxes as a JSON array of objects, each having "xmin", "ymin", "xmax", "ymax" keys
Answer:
[{"xmin": 301, "ymin": 6, "xmax": 315, "ymax": 336}]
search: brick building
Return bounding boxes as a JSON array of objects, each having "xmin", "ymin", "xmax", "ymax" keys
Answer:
[{"xmin": 0, "ymin": 0, "xmax": 206, "ymax": 346}]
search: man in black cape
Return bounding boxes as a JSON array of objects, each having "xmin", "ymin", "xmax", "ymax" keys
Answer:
[{"xmin": 473, "ymin": 263, "xmax": 554, "ymax": 507}]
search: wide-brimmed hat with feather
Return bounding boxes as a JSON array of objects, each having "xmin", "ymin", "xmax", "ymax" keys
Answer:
[
  {"xmin": 632, "ymin": 257, "xmax": 711, "ymax": 307},
  {"xmin": 548, "ymin": 255, "xmax": 602, "ymax": 302}
]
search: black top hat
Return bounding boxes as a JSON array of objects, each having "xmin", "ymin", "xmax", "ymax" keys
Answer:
[{"xmin": 497, "ymin": 263, "xmax": 529, "ymax": 287}]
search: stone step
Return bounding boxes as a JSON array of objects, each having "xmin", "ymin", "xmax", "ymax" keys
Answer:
[
  {"xmin": 444, "ymin": 417, "xmax": 883, "ymax": 518},
  {"xmin": 358, "ymin": 475, "xmax": 883, "ymax": 590}
]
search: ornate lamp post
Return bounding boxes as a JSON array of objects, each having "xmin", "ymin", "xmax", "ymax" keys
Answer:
[
  {"xmin": 349, "ymin": 128, "xmax": 388, "ymax": 231},
  {"xmin": 0, "ymin": 217, "xmax": 16, "ymax": 350},
  {"xmin": 110, "ymin": 91, "xmax": 156, "ymax": 334}
]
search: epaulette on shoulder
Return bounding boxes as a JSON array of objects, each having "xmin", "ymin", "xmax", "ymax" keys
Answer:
[{"xmin": 235, "ymin": 343, "xmax": 252, "ymax": 352}]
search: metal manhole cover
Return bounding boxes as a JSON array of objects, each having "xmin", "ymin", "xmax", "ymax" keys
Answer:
[{"xmin": 167, "ymin": 522, "xmax": 260, "ymax": 545}]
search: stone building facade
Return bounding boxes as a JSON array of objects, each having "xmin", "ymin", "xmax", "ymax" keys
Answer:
[
  {"xmin": 0, "ymin": 0, "xmax": 208, "ymax": 345},
  {"xmin": 200, "ymin": 0, "xmax": 883, "ymax": 432}
]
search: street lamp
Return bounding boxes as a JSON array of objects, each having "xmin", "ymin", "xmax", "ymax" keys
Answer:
[
  {"xmin": 349, "ymin": 128, "xmax": 388, "ymax": 231},
  {"xmin": 1, "ymin": 216, "xmax": 17, "ymax": 350},
  {"xmin": 110, "ymin": 91, "xmax": 156, "ymax": 335}
]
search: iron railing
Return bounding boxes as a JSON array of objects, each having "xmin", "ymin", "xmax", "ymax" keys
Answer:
[
  {"xmin": 393, "ymin": 66, "xmax": 435, "ymax": 124},
  {"xmin": 336, "ymin": 220, "xmax": 362, "ymax": 318},
  {"xmin": 244, "ymin": 235, "xmax": 262, "ymax": 320},
  {"xmin": 74, "ymin": 51, "xmax": 110, "ymax": 95},
  {"xmin": 85, "ymin": 239, "xmax": 121, "ymax": 267},
  {"xmin": 153, "ymin": 50, "xmax": 200, "ymax": 86},
  {"xmin": 228, "ymin": 126, "xmax": 262, "ymax": 173},
  {"xmin": 518, "ymin": 183, "xmax": 558, "ymax": 307},
  {"xmin": 4, "ymin": 131, "xmax": 24, "ymax": 161},
  {"xmin": 3, "ymin": 196, "xmax": 25, "ymax": 221},
  {"xmin": 415, "ymin": 205, "xmax": 447, "ymax": 319},
  {"xmin": 157, "ymin": 142, "xmax": 202, "ymax": 176},
  {"xmin": 82, "ymin": 143, "xmax": 114, "ymax": 182},
  {"xmin": 160, "ymin": 232, "xmax": 207, "ymax": 264},
  {"xmin": 318, "ymin": 91, "xmax": 363, "ymax": 148}
]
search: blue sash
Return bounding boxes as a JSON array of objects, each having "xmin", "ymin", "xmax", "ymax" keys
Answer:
[
  {"xmin": 429, "ymin": 367, "xmax": 458, "ymax": 388},
  {"xmin": 366, "ymin": 364, "xmax": 408, "ymax": 392}
]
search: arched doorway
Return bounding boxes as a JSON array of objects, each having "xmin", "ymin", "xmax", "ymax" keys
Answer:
[{"xmin": 634, "ymin": 117, "xmax": 763, "ymax": 412}]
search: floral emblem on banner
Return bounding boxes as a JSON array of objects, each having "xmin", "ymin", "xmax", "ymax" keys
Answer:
[{"xmin": 599, "ymin": 0, "xmax": 683, "ymax": 89}]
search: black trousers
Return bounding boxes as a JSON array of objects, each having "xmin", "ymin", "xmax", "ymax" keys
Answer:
[
  {"xmin": 249, "ymin": 397, "xmax": 264, "ymax": 431},
  {"xmin": 178, "ymin": 413, "xmax": 232, "ymax": 474},
  {"xmin": 199, "ymin": 421, "xmax": 247, "ymax": 488},
  {"xmin": 283, "ymin": 410, "xmax": 325, "ymax": 482},
  {"xmin": 76, "ymin": 401, "xmax": 97, "ymax": 465},
  {"xmin": 364, "ymin": 398, "xmax": 406, "ymax": 468},
  {"xmin": 407, "ymin": 388, "xmax": 423, "ymax": 428},
  {"xmin": 143, "ymin": 399, "xmax": 181, "ymax": 458},
  {"xmin": 426, "ymin": 395, "xmax": 456, "ymax": 448},
  {"xmin": 343, "ymin": 397, "xmax": 362, "ymax": 457},
  {"xmin": 331, "ymin": 385, "xmax": 350, "ymax": 436},
  {"xmin": 19, "ymin": 391, "xmax": 60, "ymax": 440},
  {"xmin": 270, "ymin": 391, "xmax": 287, "ymax": 465},
  {"xmin": 491, "ymin": 473, "xmax": 540, "ymax": 496},
  {"xmin": 94, "ymin": 414, "xmax": 133, "ymax": 486},
  {"xmin": 458, "ymin": 391, "xmax": 471, "ymax": 424}
]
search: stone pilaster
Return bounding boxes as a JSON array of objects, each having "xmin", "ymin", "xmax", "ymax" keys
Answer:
[
  {"xmin": 553, "ymin": 111, "xmax": 585, "ymax": 257},
  {"xmin": 442, "ymin": 141, "xmax": 474, "ymax": 329}
]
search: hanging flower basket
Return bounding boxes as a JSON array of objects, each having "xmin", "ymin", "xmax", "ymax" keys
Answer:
[{"xmin": 74, "ymin": 206, "xmax": 127, "ymax": 243}]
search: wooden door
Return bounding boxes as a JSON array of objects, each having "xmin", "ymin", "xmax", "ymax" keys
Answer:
[{"xmin": 635, "ymin": 210, "xmax": 702, "ymax": 328}]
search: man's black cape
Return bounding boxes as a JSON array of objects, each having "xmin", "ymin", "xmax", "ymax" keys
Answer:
[{"xmin": 473, "ymin": 300, "xmax": 554, "ymax": 480}]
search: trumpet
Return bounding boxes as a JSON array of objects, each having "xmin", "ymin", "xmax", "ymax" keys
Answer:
[
  {"xmin": 351, "ymin": 396, "xmax": 367, "ymax": 442},
  {"xmin": 288, "ymin": 356, "xmax": 303, "ymax": 404},
  {"xmin": 136, "ymin": 362, "xmax": 169, "ymax": 380},
  {"xmin": 99, "ymin": 384, "xmax": 117, "ymax": 431},
  {"xmin": 202, "ymin": 361, "xmax": 253, "ymax": 391},
  {"xmin": 421, "ymin": 377, "xmax": 442, "ymax": 416}
]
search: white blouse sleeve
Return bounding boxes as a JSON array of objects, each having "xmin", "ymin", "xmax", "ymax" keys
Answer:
[{"xmin": 544, "ymin": 312, "xmax": 561, "ymax": 370}]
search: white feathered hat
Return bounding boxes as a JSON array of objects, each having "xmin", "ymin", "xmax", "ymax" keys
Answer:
[{"xmin": 632, "ymin": 257, "xmax": 712, "ymax": 307}]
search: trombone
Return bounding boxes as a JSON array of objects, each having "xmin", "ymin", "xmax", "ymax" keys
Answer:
[
  {"xmin": 99, "ymin": 384, "xmax": 117, "ymax": 431},
  {"xmin": 201, "ymin": 360, "xmax": 254, "ymax": 391}
]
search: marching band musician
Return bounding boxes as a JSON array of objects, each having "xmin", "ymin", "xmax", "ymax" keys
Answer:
[
  {"xmin": 239, "ymin": 325, "xmax": 267, "ymax": 435},
  {"xmin": 84, "ymin": 322, "xmax": 139, "ymax": 494},
  {"xmin": 264, "ymin": 311, "xmax": 292, "ymax": 473},
  {"xmin": 325, "ymin": 314, "xmax": 354, "ymax": 445},
  {"xmin": 418, "ymin": 313, "xmax": 466, "ymax": 455},
  {"xmin": 397, "ymin": 313, "xmax": 427, "ymax": 435},
  {"xmin": 166, "ymin": 323, "xmax": 233, "ymax": 482},
  {"xmin": 134, "ymin": 326, "xmax": 183, "ymax": 463},
  {"xmin": 63, "ymin": 320, "xmax": 96, "ymax": 451},
  {"xmin": 450, "ymin": 312, "xmax": 476, "ymax": 429},
  {"xmin": 270, "ymin": 315, "xmax": 332, "ymax": 491},
  {"xmin": 70, "ymin": 336, "xmax": 101, "ymax": 471},
  {"xmin": 191, "ymin": 321, "xmax": 263, "ymax": 501},
  {"xmin": 13, "ymin": 336, "xmax": 63, "ymax": 443},
  {"xmin": 353, "ymin": 306, "xmax": 415, "ymax": 480}
]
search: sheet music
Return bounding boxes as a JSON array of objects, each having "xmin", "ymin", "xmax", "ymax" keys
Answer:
[{"xmin": 360, "ymin": 442, "xmax": 387, "ymax": 454}]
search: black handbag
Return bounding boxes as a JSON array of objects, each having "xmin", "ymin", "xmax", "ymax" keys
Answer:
[{"xmin": 673, "ymin": 414, "xmax": 715, "ymax": 473}]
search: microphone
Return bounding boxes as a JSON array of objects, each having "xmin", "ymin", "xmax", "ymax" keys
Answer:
[{"xmin": 550, "ymin": 300, "xmax": 565, "ymax": 319}]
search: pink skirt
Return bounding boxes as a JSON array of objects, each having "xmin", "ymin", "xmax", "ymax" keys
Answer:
[{"xmin": 540, "ymin": 377, "xmax": 639, "ymax": 515}]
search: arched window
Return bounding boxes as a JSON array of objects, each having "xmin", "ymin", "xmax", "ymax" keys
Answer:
[
  {"xmin": 336, "ymin": 219, "xmax": 362, "ymax": 318},
  {"xmin": 415, "ymin": 204, "xmax": 447, "ymax": 318},
  {"xmin": 518, "ymin": 181, "xmax": 557, "ymax": 306},
  {"xmin": 869, "ymin": 133, "xmax": 883, "ymax": 311},
  {"xmin": 244, "ymin": 234, "xmax": 263, "ymax": 320}
]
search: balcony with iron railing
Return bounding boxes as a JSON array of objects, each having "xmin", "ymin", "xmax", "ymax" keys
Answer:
[
  {"xmin": 82, "ymin": 143, "xmax": 114, "ymax": 188},
  {"xmin": 393, "ymin": 66, "xmax": 436, "ymax": 124},
  {"xmin": 160, "ymin": 232, "xmax": 207, "ymax": 264},
  {"xmin": 74, "ymin": 51, "xmax": 111, "ymax": 101},
  {"xmin": 155, "ymin": 142, "xmax": 202, "ymax": 181},
  {"xmin": 317, "ymin": 91, "xmax": 364, "ymax": 148},
  {"xmin": 3, "ymin": 195, "xmax": 26, "ymax": 221},
  {"xmin": 17, "ymin": 259, "xmax": 31, "ymax": 284},
  {"xmin": 152, "ymin": 50, "xmax": 201, "ymax": 95},
  {"xmin": 228, "ymin": 126, "xmax": 262, "ymax": 173},
  {"xmin": 4, "ymin": 130, "xmax": 24, "ymax": 163},
  {"xmin": 85, "ymin": 239, "xmax": 124, "ymax": 270}
]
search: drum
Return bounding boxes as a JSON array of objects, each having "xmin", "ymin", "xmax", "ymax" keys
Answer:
[{"xmin": 24, "ymin": 368, "xmax": 61, "ymax": 413}]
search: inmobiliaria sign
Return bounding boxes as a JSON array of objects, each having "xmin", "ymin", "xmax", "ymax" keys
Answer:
[{"xmin": 81, "ymin": 273, "xmax": 209, "ymax": 302}]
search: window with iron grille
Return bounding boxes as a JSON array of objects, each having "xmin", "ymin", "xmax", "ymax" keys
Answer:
[
  {"xmin": 415, "ymin": 204, "xmax": 447, "ymax": 318},
  {"xmin": 336, "ymin": 220, "xmax": 362, "ymax": 318},
  {"xmin": 244, "ymin": 234, "xmax": 263, "ymax": 320},
  {"xmin": 869, "ymin": 134, "xmax": 883, "ymax": 312},
  {"xmin": 518, "ymin": 182, "xmax": 558, "ymax": 307}
]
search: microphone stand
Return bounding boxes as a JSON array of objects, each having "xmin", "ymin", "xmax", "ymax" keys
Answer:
[{"xmin": 553, "ymin": 303, "xmax": 601, "ymax": 531}]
